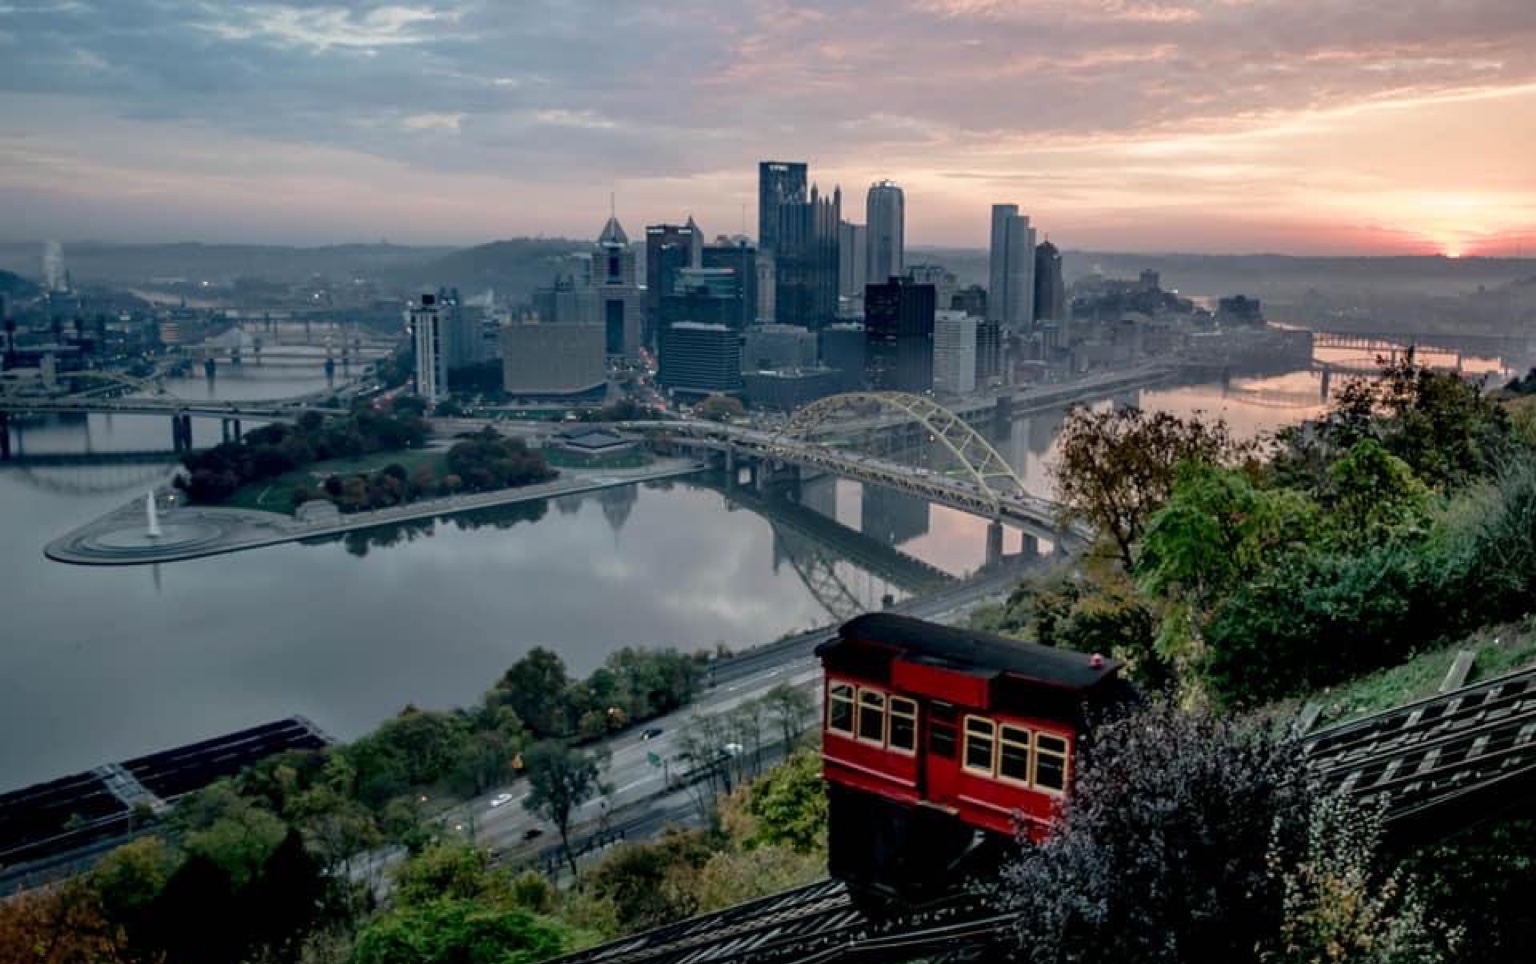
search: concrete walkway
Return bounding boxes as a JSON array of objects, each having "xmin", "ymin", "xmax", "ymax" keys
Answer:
[{"xmin": 45, "ymin": 459, "xmax": 707, "ymax": 566}]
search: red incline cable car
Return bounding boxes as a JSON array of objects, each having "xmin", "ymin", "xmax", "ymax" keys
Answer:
[{"xmin": 816, "ymin": 613, "xmax": 1129, "ymax": 905}]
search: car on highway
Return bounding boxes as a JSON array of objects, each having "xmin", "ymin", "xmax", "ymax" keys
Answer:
[
  {"xmin": 489, "ymin": 792, "xmax": 515, "ymax": 808},
  {"xmin": 723, "ymin": 742, "xmax": 744, "ymax": 756},
  {"xmin": 640, "ymin": 727, "xmax": 664, "ymax": 741},
  {"xmin": 522, "ymin": 828, "xmax": 544, "ymax": 841}
]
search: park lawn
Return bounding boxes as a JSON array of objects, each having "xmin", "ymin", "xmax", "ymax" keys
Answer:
[
  {"xmin": 1296, "ymin": 615, "xmax": 1536, "ymax": 728},
  {"xmin": 226, "ymin": 448, "xmax": 445, "ymax": 515}
]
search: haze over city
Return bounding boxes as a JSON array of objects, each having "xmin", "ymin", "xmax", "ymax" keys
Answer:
[{"xmin": 3, "ymin": 0, "xmax": 1534, "ymax": 255}]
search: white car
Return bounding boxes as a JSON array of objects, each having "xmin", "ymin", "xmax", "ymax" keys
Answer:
[
  {"xmin": 723, "ymin": 743, "xmax": 744, "ymax": 757},
  {"xmin": 489, "ymin": 792, "xmax": 514, "ymax": 809}
]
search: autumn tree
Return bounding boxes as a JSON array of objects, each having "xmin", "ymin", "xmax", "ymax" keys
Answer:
[
  {"xmin": 0, "ymin": 879, "xmax": 134, "ymax": 964},
  {"xmin": 522, "ymin": 740, "xmax": 609, "ymax": 879},
  {"xmin": 763, "ymin": 683, "xmax": 816, "ymax": 749},
  {"xmin": 1052, "ymin": 406, "xmax": 1247, "ymax": 569}
]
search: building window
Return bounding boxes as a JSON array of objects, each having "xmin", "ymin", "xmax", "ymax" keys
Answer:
[
  {"xmin": 857, "ymin": 689, "xmax": 886, "ymax": 744},
  {"xmin": 1035, "ymin": 733, "xmax": 1070, "ymax": 792},
  {"xmin": 827, "ymin": 683, "xmax": 854, "ymax": 736},
  {"xmin": 889, "ymin": 697, "xmax": 918, "ymax": 754},
  {"xmin": 964, "ymin": 717, "xmax": 995, "ymax": 775},
  {"xmin": 998, "ymin": 725, "xmax": 1032, "ymax": 785}
]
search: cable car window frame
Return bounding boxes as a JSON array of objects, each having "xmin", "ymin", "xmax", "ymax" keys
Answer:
[
  {"xmin": 857, "ymin": 688, "xmax": 887, "ymax": 746},
  {"xmin": 827, "ymin": 681, "xmax": 855, "ymax": 737},
  {"xmin": 997, "ymin": 724, "xmax": 1033, "ymax": 786},
  {"xmin": 1034, "ymin": 731, "xmax": 1070, "ymax": 793},
  {"xmin": 963, "ymin": 716, "xmax": 996, "ymax": 775},
  {"xmin": 888, "ymin": 696, "xmax": 918, "ymax": 754}
]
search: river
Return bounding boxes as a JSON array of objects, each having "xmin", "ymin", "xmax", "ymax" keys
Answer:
[{"xmin": 0, "ymin": 355, "xmax": 1504, "ymax": 791}]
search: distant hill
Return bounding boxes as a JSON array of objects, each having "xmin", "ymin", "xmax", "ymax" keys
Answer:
[
  {"xmin": 410, "ymin": 238, "xmax": 589, "ymax": 303},
  {"xmin": 0, "ymin": 268, "xmax": 40, "ymax": 300},
  {"xmin": 0, "ymin": 242, "xmax": 452, "ymax": 288}
]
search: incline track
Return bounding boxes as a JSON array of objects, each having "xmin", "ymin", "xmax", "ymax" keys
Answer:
[{"xmin": 550, "ymin": 665, "xmax": 1536, "ymax": 964}]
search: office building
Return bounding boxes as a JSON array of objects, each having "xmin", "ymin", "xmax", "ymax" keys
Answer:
[
  {"xmin": 907, "ymin": 264, "xmax": 957, "ymax": 313},
  {"xmin": 866, "ymin": 180, "xmax": 905, "ymax": 285},
  {"xmin": 988, "ymin": 204, "xmax": 1036, "ymax": 330},
  {"xmin": 658, "ymin": 322, "xmax": 742, "ymax": 397},
  {"xmin": 532, "ymin": 273, "xmax": 597, "ymax": 326},
  {"xmin": 410, "ymin": 291, "xmax": 448, "ymax": 401},
  {"xmin": 758, "ymin": 161, "xmax": 808, "ymax": 254},
  {"xmin": 701, "ymin": 238, "xmax": 759, "ymax": 330},
  {"xmin": 865, "ymin": 276, "xmax": 935, "ymax": 393},
  {"xmin": 933, "ymin": 310, "xmax": 977, "ymax": 396},
  {"xmin": 742, "ymin": 324, "xmax": 818, "ymax": 370},
  {"xmin": 755, "ymin": 250, "xmax": 776, "ymax": 323},
  {"xmin": 774, "ymin": 183, "xmax": 842, "ymax": 327},
  {"xmin": 838, "ymin": 221, "xmax": 867, "ymax": 300},
  {"xmin": 975, "ymin": 319, "xmax": 1002, "ymax": 387},
  {"xmin": 819, "ymin": 322, "xmax": 867, "ymax": 393},
  {"xmin": 644, "ymin": 219, "xmax": 703, "ymax": 346},
  {"xmin": 1217, "ymin": 295, "xmax": 1265, "ymax": 325},
  {"xmin": 592, "ymin": 215, "xmax": 643, "ymax": 358},
  {"xmin": 1034, "ymin": 240, "xmax": 1065, "ymax": 323},
  {"xmin": 742, "ymin": 368, "xmax": 842, "ymax": 411},
  {"xmin": 952, "ymin": 285, "xmax": 987, "ymax": 318},
  {"xmin": 500, "ymin": 322, "xmax": 607, "ymax": 399},
  {"xmin": 659, "ymin": 267, "xmax": 746, "ymax": 331}
]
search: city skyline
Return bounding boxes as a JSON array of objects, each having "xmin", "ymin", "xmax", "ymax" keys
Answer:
[{"xmin": 1, "ymin": 1, "xmax": 1534, "ymax": 256}]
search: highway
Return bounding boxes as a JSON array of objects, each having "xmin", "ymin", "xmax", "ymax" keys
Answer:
[{"xmin": 373, "ymin": 559, "xmax": 1038, "ymax": 881}]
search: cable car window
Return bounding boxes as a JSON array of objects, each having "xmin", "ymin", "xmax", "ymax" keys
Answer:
[
  {"xmin": 828, "ymin": 682, "xmax": 855, "ymax": 736},
  {"xmin": 998, "ymin": 725, "xmax": 1032, "ymax": 784},
  {"xmin": 858, "ymin": 689, "xmax": 887, "ymax": 744},
  {"xmin": 889, "ymin": 697, "xmax": 918, "ymax": 753},
  {"xmin": 930, "ymin": 721, "xmax": 957, "ymax": 759},
  {"xmin": 1035, "ymin": 733, "xmax": 1069, "ymax": 792},
  {"xmin": 964, "ymin": 717, "xmax": 995, "ymax": 774}
]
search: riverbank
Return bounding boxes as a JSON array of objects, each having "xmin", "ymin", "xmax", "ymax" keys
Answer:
[{"xmin": 44, "ymin": 458, "xmax": 707, "ymax": 566}]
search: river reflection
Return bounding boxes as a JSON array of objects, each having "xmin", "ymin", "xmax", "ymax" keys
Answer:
[{"xmin": 0, "ymin": 358, "xmax": 1491, "ymax": 790}]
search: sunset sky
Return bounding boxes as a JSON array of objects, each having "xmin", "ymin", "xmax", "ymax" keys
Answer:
[{"xmin": 1, "ymin": 0, "xmax": 1534, "ymax": 255}]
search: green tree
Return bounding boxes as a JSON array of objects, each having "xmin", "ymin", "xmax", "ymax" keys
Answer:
[
  {"xmin": 350, "ymin": 899, "xmax": 569, "ymax": 964},
  {"xmin": 1053, "ymin": 406, "xmax": 1247, "ymax": 569},
  {"xmin": 522, "ymin": 740, "xmax": 608, "ymax": 879},
  {"xmin": 494, "ymin": 648, "xmax": 575, "ymax": 739},
  {"xmin": 697, "ymin": 393, "xmax": 745, "ymax": 422},
  {"xmin": 1326, "ymin": 438, "xmax": 1431, "ymax": 550},
  {"xmin": 391, "ymin": 843, "xmax": 504, "ymax": 908},
  {"xmin": 739, "ymin": 747, "xmax": 827, "ymax": 854}
]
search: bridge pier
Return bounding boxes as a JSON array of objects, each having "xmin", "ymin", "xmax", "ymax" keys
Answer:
[
  {"xmin": 1320, "ymin": 366, "xmax": 1332, "ymax": 401},
  {"xmin": 992, "ymin": 396, "xmax": 1013, "ymax": 439},
  {"xmin": 985, "ymin": 520, "xmax": 1005, "ymax": 568},
  {"xmin": 172, "ymin": 413, "xmax": 193, "ymax": 453}
]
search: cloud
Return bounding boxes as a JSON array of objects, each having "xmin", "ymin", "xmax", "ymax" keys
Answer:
[{"xmin": 0, "ymin": 0, "xmax": 1531, "ymax": 252}]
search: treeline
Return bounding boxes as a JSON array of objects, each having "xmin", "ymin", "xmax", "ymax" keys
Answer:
[
  {"xmin": 0, "ymin": 646, "xmax": 713, "ymax": 964},
  {"xmin": 296, "ymin": 429, "xmax": 558, "ymax": 514},
  {"xmin": 175, "ymin": 400, "xmax": 427, "ymax": 504},
  {"xmin": 979, "ymin": 352, "xmax": 1536, "ymax": 709}
]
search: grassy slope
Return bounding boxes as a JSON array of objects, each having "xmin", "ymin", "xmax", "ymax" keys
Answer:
[{"xmin": 1299, "ymin": 616, "xmax": 1536, "ymax": 727}]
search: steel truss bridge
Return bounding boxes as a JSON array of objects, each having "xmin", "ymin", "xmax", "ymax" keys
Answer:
[
  {"xmin": 549, "ymin": 663, "xmax": 1536, "ymax": 964},
  {"xmin": 628, "ymin": 392, "xmax": 1072, "ymax": 540}
]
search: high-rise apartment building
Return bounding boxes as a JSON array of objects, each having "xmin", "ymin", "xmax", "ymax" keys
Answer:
[
  {"xmin": 410, "ymin": 291, "xmax": 448, "ymax": 401},
  {"xmin": 865, "ymin": 276, "xmax": 935, "ymax": 394},
  {"xmin": 865, "ymin": 180, "xmax": 905, "ymax": 285},
  {"xmin": 758, "ymin": 161, "xmax": 808, "ymax": 254},
  {"xmin": 1033, "ymin": 240, "xmax": 1065, "ymax": 323},
  {"xmin": 988, "ymin": 204, "xmax": 1036, "ymax": 330}
]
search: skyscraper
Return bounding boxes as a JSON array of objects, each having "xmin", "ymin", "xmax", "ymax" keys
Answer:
[
  {"xmin": 838, "ymin": 221, "xmax": 867, "ymax": 300},
  {"xmin": 1033, "ymin": 240, "xmax": 1066, "ymax": 323},
  {"xmin": 865, "ymin": 276, "xmax": 935, "ymax": 393},
  {"xmin": 701, "ymin": 237, "xmax": 759, "ymax": 331},
  {"xmin": 659, "ymin": 322, "xmax": 743, "ymax": 397},
  {"xmin": 988, "ymin": 204, "xmax": 1036, "ymax": 330},
  {"xmin": 644, "ymin": 219, "xmax": 703, "ymax": 346},
  {"xmin": 592, "ymin": 214, "xmax": 643, "ymax": 357},
  {"xmin": 410, "ymin": 292, "xmax": 447, "ymax": 401},
  {"xmin": 758, "ymin": 161, "xmax": 808, "ymax": 254},
  {"xmin": 774, "ymin": 183, "xmax": 842, "ymax": 328},
  {"xmin": 933, "ymin": 310, "xmax": 977, "ymax": 396},
  {"xmin": 865, "ymin": 180, "xmax": 905, "ymax": 284}
]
